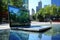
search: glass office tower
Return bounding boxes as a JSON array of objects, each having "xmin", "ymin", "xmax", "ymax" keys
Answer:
[{"xmin": 8, "ymin": 0, "xmax": 30, "ymax": 27}]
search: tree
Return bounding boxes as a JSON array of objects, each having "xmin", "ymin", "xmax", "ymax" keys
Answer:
[
  {"xmin": 10, "ymin": 13, "xmax": 16, "ymax": 22},
  {"xmin": 33, "ymin": 5, "xmax": 58, "ymax": 21},
  {"xmin": 50, "ymin": 5, "xmax": 57, "ymax": 16},
  {"xmin": 32, "ymin": 14, "xmax": 36, "ymax": 20},
  {"xmin": 10, "ymin": 0, "xmax": 23, "ymax": 8},
  {"xmin": 2, "ymin": 0, "xmax": 8, "ymax": 11},
  {"xmin": 57, "ymin": 7, "xmax": 60, "ymax": 16}
]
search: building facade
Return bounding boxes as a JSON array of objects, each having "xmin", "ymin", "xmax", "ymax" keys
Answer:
[
  {"xmin": 36, "ymin": 1, "xmax": 42, "ymax": 12},
  {"xmin": 32, "ymin": 8, "xmax": 35, "ymax": 15}
]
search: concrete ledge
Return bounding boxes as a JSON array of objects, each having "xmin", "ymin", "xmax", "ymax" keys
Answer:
[
  {"xmin": 0, "ymin": 24, "xmax": 10, "ymax": 30},
  {"xmin": 0, "ymin": 23, "xmax": 52, "ymax": 32},
  {"xmin": 14, "ymin": 26, "xmax": 52, "ymax": 32}
]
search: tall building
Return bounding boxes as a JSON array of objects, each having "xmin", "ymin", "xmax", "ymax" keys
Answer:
[
  {"xmin": 32, "ymin": 8, "xmax": 35, "ymax": 15},
  {"xmin": 23, "ymin": 0, "xmax": 29, "ymax": 9},
  {"xmin": 51, "ymin": 0, "xmax": 60, "ymax": 6},
  {"xmin": 36, "ymin": 1, "xmax": 42, "ymax": 12},
  {"xmin": 31, "ymin": 8, "xmax": 35, "ymax": 20},
  {"xmin": 44, "ymin": 5, "xmax": 47, "ymax": 7}
]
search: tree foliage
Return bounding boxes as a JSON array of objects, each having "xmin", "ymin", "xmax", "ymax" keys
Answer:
[
  {"xmin": 9, "ymin": 0, "xmax": 23, "ymax": 8},
  {"xmin": 33, "ymin": 5, "xmax": 60, "ymax": 21}
]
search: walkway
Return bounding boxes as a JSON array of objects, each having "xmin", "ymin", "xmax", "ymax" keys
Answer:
[{"xmin": 0, "ymin": 21, "xmax": 60, "ymax": 29}]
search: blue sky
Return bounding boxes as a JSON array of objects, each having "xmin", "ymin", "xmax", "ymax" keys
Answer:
[{"xmin": 29, "ymin": 0, "xmax": 51, "ymax": 15}]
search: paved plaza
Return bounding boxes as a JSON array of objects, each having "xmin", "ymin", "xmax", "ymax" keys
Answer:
[{"xmin": 0, "ymin": 21, "xmax": 60, "ymax": 29}]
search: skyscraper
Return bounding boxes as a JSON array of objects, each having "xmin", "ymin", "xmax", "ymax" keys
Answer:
[
  {"xmin": 51, "ymin": 0, "xmax": 60, "ymax": 6},
  {"xmin": 36, "ymin": 1, "xmax": 42, "ymax": 12},
  {"xmin": 44, "ymin": 5, "xmax": 48, "ymax": 7},
  {"xmin": 31, "ymin": 8, "xmax": 35, "ymax": 20},
  {"xmin": 32, "ymin": 8, "xmax": 35, "ymax": 15}
]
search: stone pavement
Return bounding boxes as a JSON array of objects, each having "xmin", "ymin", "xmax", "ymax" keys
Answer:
[{"xmin": 31, "ymin": 21, "xmax": 60, "ymax": 26}]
